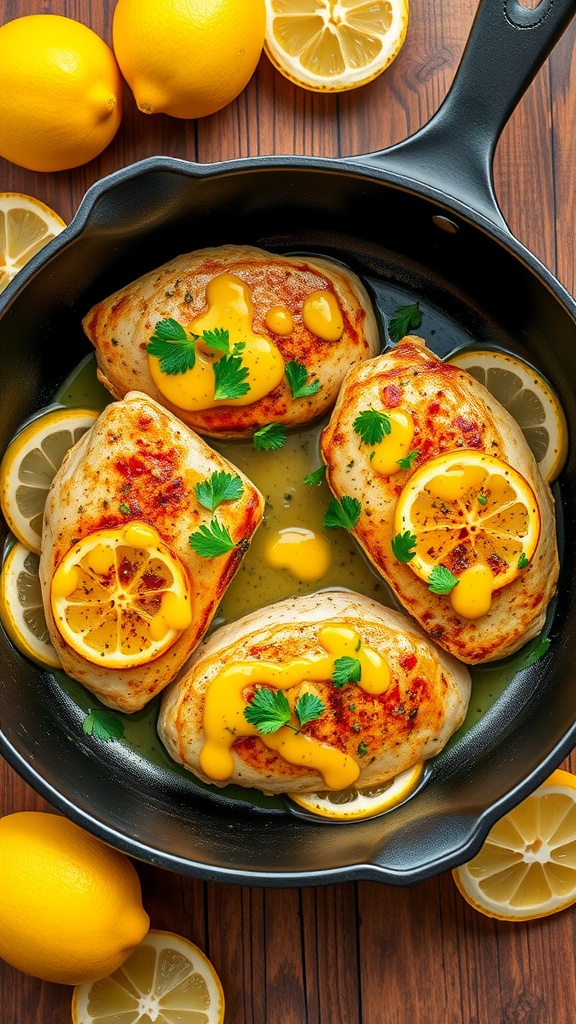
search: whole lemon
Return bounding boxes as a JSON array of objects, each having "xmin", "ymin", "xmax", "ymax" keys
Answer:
[
  {"xmin": 0, "ymin": 15, "xmax": 123, "ymax": 172},
  {"xmin": 0, "ymin": 811, "xmax": 150, "ymax": 985},
  {"xmin": 112, "ymin": 0, "xmax": 266, "ymax": 119}
]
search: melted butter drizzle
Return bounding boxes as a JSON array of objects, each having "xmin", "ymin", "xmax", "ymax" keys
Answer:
[{"xmin": 199, "ymin": 624, "xmax": 390, "ymax": 789}]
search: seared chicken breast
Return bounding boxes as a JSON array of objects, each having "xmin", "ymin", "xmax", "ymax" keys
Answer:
[
  {"xmin": 82, "ymin": 244, "xmax": 380, "ymax": 438},
  {"xmin": 158, "ymin": 591, "xmax": 471, "ymax": 795},
  {"xmin": 320, "ymin": 336, "xmax": 559, "ymax": 664},
  {"xmin": 39, "ymin": 391, "xmax": 264, "ymax": 712}
]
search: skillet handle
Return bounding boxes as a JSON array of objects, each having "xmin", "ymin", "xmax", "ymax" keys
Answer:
[{"xmin": 352, "ymin": 0, "xmax": 576, "ymax": 229}]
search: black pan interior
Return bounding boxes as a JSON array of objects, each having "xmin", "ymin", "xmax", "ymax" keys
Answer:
[{"xmin": 0, "ymin": 160, "xmax": 574, "ymax": 885}]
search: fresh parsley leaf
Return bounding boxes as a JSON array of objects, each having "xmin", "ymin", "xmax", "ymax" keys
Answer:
[
  {"xmin": 388, "ymin": 302, "xmax": 422, "ymax": 343},
  {"xmin": 353, "ymin": 408, "xmax": 392, "ymax": 446},
  {"xmin": 202, "ymin": 327, "xmax": 230, "ymax": 353},
  {"xmin": 304, "ymin": 465, "xmax": 327, "ymax": 487},
  {"xmin": 517, "ymin": 552, "xmax": 529, "ymax": 569},
  {"xmin": 523, "ymin": 637, "xmax": 551, "ymax": 667},
  {"xmin": 189, "ymin": 519, "xmax": 236, "ymax": 557},
  {"xmin": 119, "ymin": 502, "xmax": 132, "ymax": 515},
  {"xmin": 397, "ymin": 450, "xmax": 420, "ymax": 470},
  {"xmin": 253, "ymin": 423, "xmax": 287, "ymax": 451},
  {"xmin": 213, "ymin": 353, "xmax": 250, "ymax": 401},
  {"xmin": 146, "ymin": 318, "xmax": 196, "ymax": 375},
  {"xmin": 82, "ymin": 709, "xmax": 125, "ymax": 742},
  {"xmin": 332, "ymin": 656, "xmax": 362, "ymax": 688},
  {"xmin": 428, "ymin": 565, "xmax": 459, "ymax": 594},
  {"xmin": 295, "ymin": 692, "xmax": 325, "ymax": 728},
  {"xmin": 391, "ymin": 531, "xmax": 417, "ymax": 563},
  {"xmin": 324, "ymin": 496, "xmax": 361, "ymax": 531},
  {"xmin": 244, "ymin": 688, "xmax": 291, "ymax": 734},
  {"xmin": 195, "ymin": 471, "xmax": 243, "ymax": 512},
  {"xmin": 285, "ymin": 360, "xmax": 321, "ymax": 399}
]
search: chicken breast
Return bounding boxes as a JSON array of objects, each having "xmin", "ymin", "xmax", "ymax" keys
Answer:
[
  {"xmin": 158, "ymin": 591, "xmax": 471, "ymax": 795},
  {"xmin": 320, "ymin": 336, "xmax": 559, "ymax": 664},
  {"xmin": 82, "ymin": 244, "xmax": 380, "ymax": 438},
  {"xmin": 39, "ymin": 391, "xmax": 264, "ymax": 712}
]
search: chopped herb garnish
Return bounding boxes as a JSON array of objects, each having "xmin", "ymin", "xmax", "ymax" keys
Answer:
[
  {"xmin": 353, "ymin": 408, "xmax": 391, "ymax": 446},
  {"xmin": 428, "ymin": 565, "xmax": 459, "ymax": 594},
  {"xmin": 285, "ymin": 360, "xmax": 321, "ymax": 399},
  {"xmin": 119, "ymin": 502, "xmax": 131, "ymax": 515},
  {"xmin": 517, "ymin": 552, "xmax": 529, "ymax": 569},
  {"xmin": 477, "ymin": 492, "xmax": 488, "ymax": 506},
  {"xmin": 357, "ymin": 740, "xmax": 369, "ymax": 758},
  {"xmin": 244, "ymin": 688, "xmax": 325, "ymax": 734},
  {"xmin": 391, "ymin": 531, "xmax": 417, "ymax": 563},
  {"xmin": 388, "ymin": 302, "xmax": 422, "ymax": 343},
  {"xmin": 332, "ymin": 656, "xmax": 362, "ymax": 688},
  {"xmin": 146, "ymin": 318, "xmax": 196, "ymax": 374},
  {"xmin": 213, "ymin": 352, "xmax": 250, "ymax": 401},
  {"xmin": 304, "ymin": 465, "xmax": 327, "ymax": 487},
  {"xmin": 324, "ymin": 495, "xmax": 362, "ymax": 531},
  {"xmin": 397, "ymin": 450, "xmax": 420, "ymax": 470},
  {"xmin": 83, "ymin": 709, "xmax": 125, "ymax": 742},
  {"xmin": 202, "ymin": 327, "xmax": 230, "ymax": 353},
  {"xmin": 195, "ymin": 471, "xmax": 244, "ymax": 512},
  {"xmin": 188, "ymin": 519, "xmax": 236, "ymax": 558},
  {"xmin": 253, "ymin": 422, "xmax": 287, "ymax": 451},
  {"xmin": 523, "ymin": 637, "xmax": 551, "ymax": 666}
]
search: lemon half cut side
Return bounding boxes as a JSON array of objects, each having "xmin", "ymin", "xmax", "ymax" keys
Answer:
[
  {"xmin": 72, "ymin": 930, "xmax": 225, "ymax": 1024},
  {"xmin": 447, "ymin": 347, "xmax": 568, "ymax": 483},
  {"xmin": 290, "ymin": 761, "xmax": 424, "ymax": 819},
  {"xmin": 0, "ymin": 541, "xmax": 61, "ymax": 669},
  {"xmin": 453, "ymin": 768, "xmax": 576, "ymax": 921},
  {"xmin": 264, "ymin": 0, "xmax": 409, "ymax": 93}
]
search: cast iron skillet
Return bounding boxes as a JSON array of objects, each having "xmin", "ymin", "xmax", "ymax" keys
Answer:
[{"xmin": 0, "ymin": 0, "xmax": 575, "ymax": 886}]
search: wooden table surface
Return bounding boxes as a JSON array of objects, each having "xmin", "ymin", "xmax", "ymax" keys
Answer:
[{"xmin": 2, "ymin": 1, "xmax": 576, "ymax": 1021}]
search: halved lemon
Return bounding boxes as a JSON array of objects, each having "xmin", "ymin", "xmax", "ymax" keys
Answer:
[
  {"xmin": 447, "ymin": 347, "xmax": 568, "ymax": 484},
  {"xmin": 452, "ymin": 768, "xmax": 576, "ymax": 921},
  {"xmin": 394, "ymin": 450, "xmax": 541, "ymax": 601},
  {"xmin": 264, "ymin": 0, "xmax": 409, "ymax": 93},
  {"xmin": 71, "ymin": 929, "xmax": 225, "ymax": 1024},
  {"xmin": 51, "ymin": 522, "xmax": 193, "ymax": 669},
  {"xmin": 0, "ymin": 540, "xmax": 61, "ymax": 669},
  {"xmin": 290, "ymin": 761, "xmax": 423, "ymax": 819},
  {"xmin": 0, "ymin": 192, "xmax": 66, "ymax": 294},
  {"xmin": 0, "ymin": 406, "xmax": 99, "ymax": 554}
]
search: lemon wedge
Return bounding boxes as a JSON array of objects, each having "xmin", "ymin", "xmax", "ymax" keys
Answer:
[
  {"xmin": 0, "ymin": 192, "xmax": 66, "ymax": 293},
  {"xmin": 290, "ymin": 761, "xmax": 423, "ymax": 819},
  {"xmin": 0, "ymin": 541, "xmax": 61, "ymax": 670}
]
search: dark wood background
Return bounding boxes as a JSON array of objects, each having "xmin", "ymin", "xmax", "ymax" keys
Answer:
[{"xmin": 2, "ymin": 1, "xmax": 576, "ymax": 1021}]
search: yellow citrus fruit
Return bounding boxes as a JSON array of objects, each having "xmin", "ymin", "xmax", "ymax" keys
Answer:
[
  {"xmin": 0, "ymin": 15, "xmax": 123, "ymax": 172},
  {"xmin": 0, "ymin": 193, "xmax": 66, "ymax": 295},
  {"xmin": 0, "ymin": 541, "xmax": 61, "ymax": 670},
  {"xmin": 0, "ymin": 811, "xmax": 150, "ymax": 985},
  {"xmin": 290, "ymin": 761, "xmax": 423, "ymax": 819},
  {"xmin": 72, "ymin": 930, "xmax": 225, "ymax": 1024},
  {"xmin": 112, "ymin": 0, "xmax": 266, "ymax": 119},
  {"xmin": 447, "ymin": 347, "xmax": 568, "ymax": 484},
  {"xmin": 394, "ymin": 450, "xmax": 541, "ymax": 611},
  {"xmin": 264, "ymin": 0, "xmax": 409, "ymax": 93},
  {"xmin": 51, "ymin": 522, "xmax": 193, "ymax": 669},
  {"xmin": 452, "ymin": 768, "xmax": 576, "ymax": 921},
  {"xmin": 0, "ymin": 406, "xmax": 99, "ymax": 554}
]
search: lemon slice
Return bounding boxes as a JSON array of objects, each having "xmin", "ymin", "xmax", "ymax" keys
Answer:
[
  {"xmin": 0, "ymin": 541, "xmax": 61, "ymax": 669},
  {"xmin": 394, "ymin": 450, "xmax": 541, "ymax": 615},
  {"xmin": 264, "ymin": 0, "xmax": 409, "ymax": 93},
  {"xmin": 71, "ymin": 929, "xmax": 225, "ymax": 1024},
  {"xmin": 0, "ymin": 406, "xmax": 99, "ymax": 554},
  {"xmin": 290, "ymin": 761, "xmax": 423, "ymax": 819},
  {"xmin": 51, "ymin": 522, "xmax": 193, "ymax": 669},
  {"xmin": 452, "ymin": 768, "xmax": 576, "ymax": 921},
  {"xmin": 0, "ymin": 192, "xmax": 66, "ymax": 294},
  {"xmin": 447, "ymin": 347, "xmax": 568, "ymax": 483}
]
